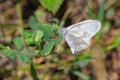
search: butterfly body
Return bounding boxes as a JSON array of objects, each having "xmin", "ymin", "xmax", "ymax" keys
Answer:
[{"xmin": 61, "ymin": 20, "xmax": 101, "ymax": 54}]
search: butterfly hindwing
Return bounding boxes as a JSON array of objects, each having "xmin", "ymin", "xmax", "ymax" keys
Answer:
[{"xmin": 65, "ymin": 27, "xmax": 91, "ymax": 54}]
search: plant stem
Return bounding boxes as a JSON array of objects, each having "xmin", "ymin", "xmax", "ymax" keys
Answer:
[
  {"xmin": 16, "ymin": 2, "xmax": 39, "ymax": 80},
  {"xmin": 16, "ymin": 2, "xmax": 28, "ymax": 49},
  {"xmin": 16, "ymin": 2, "xmax": 24, "ymax": 33},
  {"xmin": 30, "ymin": 60, "xmax": 39, "ymax": 80}
]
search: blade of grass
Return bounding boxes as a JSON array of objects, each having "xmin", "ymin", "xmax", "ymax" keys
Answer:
[
  {"xmin": 97, "ymin": 0, "xmax": 106, "ymax": 22},
  {"xmin": 73, "ymin": 71, "xmax": 91, "ymax": 80},
  {"xmin": 96, "ymin": 0, "xmax": 106, "ymax": 40}
]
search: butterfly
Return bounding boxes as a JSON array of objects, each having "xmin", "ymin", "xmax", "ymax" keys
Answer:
[{"xmin": 61, "ymin": 20, "xmax": 101, "ymax": 54}]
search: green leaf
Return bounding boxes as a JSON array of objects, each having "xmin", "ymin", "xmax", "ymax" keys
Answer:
[
  {"xmin": 38, "ymin": 23, "xmax": 54, "ymax": 39},
  {"xmin": 41, "ymin": 40, "xmax": 55, "ymax": 56},
  {"xmin": 34, "ymin": 30, "xmax": 43, "ymax": 42},
  {"xmin": 35, "ymin": 46, "xmax": 41, "ymax": 54},
  {"xmin": 60, "ymin": 20, "xmax": 65, "ymax": 27},
  {"xmin": 29, "ymin": 15, "xmax": 37, "ymax": 31},
  {"xmin": 18, "ymin": 54, "xmax": 31, "ymax": 63},
  {"xmin": 73, "ymin": 71, "xmax": 91, "ymax": 80},
  {"xmin": 34, "ymin": 9, "xmax": 46, "ymax": 22},
  {"xmin": 52, "ymin": 18, "xmax": 60, "ymax": 24},
  {"xmin": 4, "ymin": 47, "xmax": 16, "ymax": 60},
  {"xmin": 55, "ymin": 35, "xmax": 62, "ymax": 44},
  {"xmin": 23, "ymin": 30, "xmax": 33, "ymax": 38},
  {"xmin": 53, "ymin": 24, "xmax": 60, "ymax": 31},
  {"xmin": 13, "ymin": 37, "xmax": 24, "ymax": 51},
  {"xmin": 39, "ymin": 0, "xmax": 64, "ymax": 14},
  {"xmin": 23, "ymin": 30, "xmax": 35, "ymax": 46}
]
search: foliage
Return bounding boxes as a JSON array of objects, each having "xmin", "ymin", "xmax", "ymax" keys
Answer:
[
  {"xmin": 2, "ymin": 46, "xmax": 32, "ymax": 63},
  {"xmin": 0, "ymin": 16, "xmax": 62, "ymax": 63},
  {"xmin": 3, "ymin": 47, "xmax": 16, "ymax": 60},
  {"xmin": 0, "ymin": 14, "xmax": 91, "ymax": 79},
  {"xmin": 29, "ymin": 15, "xmax": 38, "ymax": 31},
  {"xmin": 13, "ymin": 37, "xmax": 24, "ymax": 51},
  {"xmin": 41, "ymin": 40, "xmax": 55, "ymax": 56},
  {"xmin": 39, "ymin": 0, "xmax": 64, "ymax": 14}
]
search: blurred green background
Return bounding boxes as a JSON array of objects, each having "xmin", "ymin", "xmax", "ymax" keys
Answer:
[{"xmin": 0, "ymin": 0, "xmax": 120, "ymax": 80}]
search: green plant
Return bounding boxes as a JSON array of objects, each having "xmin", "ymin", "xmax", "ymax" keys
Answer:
[
  {"xmin": 39, "ymin": 0, "xmax": 64, "ymax": 14},
  {"xmin": 0, "ymin": 16, "xmax": 62, "ymax": 61},
  {"xmin": 0, "ymin": 13, "xmax": 65, "ymax": 79}
]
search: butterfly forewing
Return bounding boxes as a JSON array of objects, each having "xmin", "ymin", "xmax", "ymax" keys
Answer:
[{"xmin": 66, "ymin": 20, "xmax": 101, "ymax": 38}]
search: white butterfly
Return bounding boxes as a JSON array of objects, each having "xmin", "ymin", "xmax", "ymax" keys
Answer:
[{"xmin": 61, "ymin": 20, "xmax": 101, "ymax": 54}]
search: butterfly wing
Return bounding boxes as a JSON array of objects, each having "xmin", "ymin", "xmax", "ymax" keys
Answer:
[
  {"xmin": 63, "ymin": 20, "xmax": 101, "ymax": 54},
  {"xmin": 64, "ymin": 30, "xmax": 91, "ymax": 54},
  {"xmin": 66, "ymin": 20, "xmax": 101, "ymax": 38}
]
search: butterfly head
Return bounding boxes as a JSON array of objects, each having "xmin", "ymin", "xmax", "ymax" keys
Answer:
[{"xmin": 60, "ymin": 28, "xmax": 67, "ymax": 38}]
